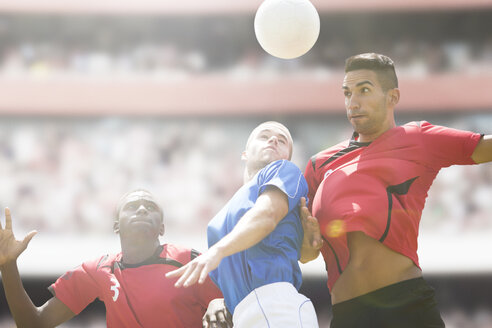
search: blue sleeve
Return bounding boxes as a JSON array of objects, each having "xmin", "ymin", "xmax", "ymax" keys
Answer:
[{"xmin": 257, "ymin": 160, "xmax": 308, "ymax": 213}]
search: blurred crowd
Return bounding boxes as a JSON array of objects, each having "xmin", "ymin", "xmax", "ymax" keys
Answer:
[
  {"xmin": 1, "ymin": 36, "xmax": 491, "ymax": 78},
  {"xmin": 0, "ymin": 12, "xmax": 492, "ymax": 78},
  {"xmin": 0, "ymin": 118, "xmax": 247, "ymax": 237}
]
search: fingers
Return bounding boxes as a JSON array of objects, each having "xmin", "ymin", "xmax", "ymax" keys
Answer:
[
  {"xmin": 202, "ymin": 316, "xmax": 209, "ymax": 328},
  {"xmin": 312, "ymin": 235, "xmax": 322, "ymax": 249},
  {"xmin": 176, "ymin": 264, "xmax": 194, "ymax": 287},
  {"xmin": 182, "ymin": 264, "xmax": 202, "ymax": 287},
  {"xmin": 198, "ymin": 266, "xmax": 210, "ymax": 284},
  {"xmin": 216, "ymin": 311, "xmax": 226, "ymax": 325},
  {"xmin": 180, "ymin": 263, "xmax": 201, "ymax": 287},
  {"xmin": 203, "ymin": 312, "xmax": 229, "ymax": 328},
  {"xmin": 22, "ymin": 230, "xmax": 38, "ymax": 248},
  {"xmin": 165, "ymin": 265, "xmax": 186, "ymax": 279},
  {"xmin": 5, "ymin": 207, "xmax": 12, "ymax": 230},
  {"xmin": 204, "ymin": 314, "xmax": 217, "ymax": 328},
  {"xmin": 168, "ymin": 265, "xmax": 190, "ymax": 287},
  {"xmin": 167, "ymin": 257, "xmax": 210, "ymax": 287},
  {"xmin": 225, "ymin": 311, "xmax": 233, "ymax": 327},
  {"xmin": 203, "ymin": 298, "xmax": 231, "ymax": 328},
  {"xmin": 299, "ymin": 200, "xmax": 311, "ymax": 222}
]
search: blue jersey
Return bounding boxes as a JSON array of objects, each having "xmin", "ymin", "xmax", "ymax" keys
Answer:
[{"xmin": 207, "ymin": 160, "xmax": 308, "ymax": 314}]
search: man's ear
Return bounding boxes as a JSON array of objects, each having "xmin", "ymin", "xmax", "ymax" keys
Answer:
[
  {"xmin": 241, "ymin": 150, "xmax": 248, "ymax": 161},
  {"xmin": 113, "ymin": 220, "xmax": 120, "ymax": 234},
  {"xmin": 387, "ymin": 88, "xmax": 400, "ymax": 107},
  {"xmin": 159, "ymin": 223, "xmax": 165, "ymax": 236}
]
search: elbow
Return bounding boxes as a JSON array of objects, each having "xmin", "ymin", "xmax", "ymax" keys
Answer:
[
  {"xmin": 256, "ymin": 207, "xmax": 280, "ymax": 235},
  {"xmin": 262, "ymin": 218, "xmax": 278, "ymax": 235}
]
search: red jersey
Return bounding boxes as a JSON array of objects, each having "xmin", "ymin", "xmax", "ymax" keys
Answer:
[
  {"xmin": 49, "ymin": 244, "xmax": 222, "ymax": 327},
  {"xmin": 304, "ymin": 121, "xmax": 481, "ymax": 291}
]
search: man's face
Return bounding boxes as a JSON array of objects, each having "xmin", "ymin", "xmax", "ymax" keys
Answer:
[
  {"xmin": 243, "ymin": 123, "xmax": 292, "ymax": 168},
  {"xmin": 342, "ymin": 69, "xmax": 394, "ymax": 141},
  {"xmin": 115, "ymin": 191, "xmax": 164, "ymax": 238}
]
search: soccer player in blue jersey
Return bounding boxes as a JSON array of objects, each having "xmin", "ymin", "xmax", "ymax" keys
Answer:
[{"xmin": 167, "ymin": 121, "xmax": 320, "ymax": 328}]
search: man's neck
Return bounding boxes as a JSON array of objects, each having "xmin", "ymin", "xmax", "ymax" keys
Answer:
[
  {"xmin": 243, "ymin": 159, "xmax": 275, "ymax": 183},
  {"xmin": 358, "ymin": 123, "xmax": 396, "ymax": 143},
  {"xmin": 120, "ymin": 237, "xmax": 160, "ymax": 264}
]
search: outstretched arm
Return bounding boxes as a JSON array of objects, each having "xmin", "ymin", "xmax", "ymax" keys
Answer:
[
  {"xmin": 472, "ymin": 135, "xmax": 492, "ymax": 164},
  {"xmin": 0, "ymin": 208, "xmax": 75, "ymax": 327},
  {"xmin": 299, "ymin": 197, "xmax": 322, "ymax": 263},
  {"xmin": 166, "ymin": 186, "xmax": 288, "ymax": 287}
]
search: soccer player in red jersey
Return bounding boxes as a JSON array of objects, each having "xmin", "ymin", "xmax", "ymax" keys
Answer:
[
  {"xmin": 0, "ymin": 189, "xmax": 226, "ymax": 328},
  {"xmin": 303, "ymin": 53, "xmax": 492, "ymax": 327}
]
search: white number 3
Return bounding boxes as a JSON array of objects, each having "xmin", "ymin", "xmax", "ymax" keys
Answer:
[{"xmin": 110, "ymin": 277, "xmax": 120, "ymax": 302}]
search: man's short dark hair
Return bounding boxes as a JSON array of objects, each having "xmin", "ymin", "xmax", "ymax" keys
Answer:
[{"xmin": 345, "ymin": 53, "xmax": 398, "ymax": 91}]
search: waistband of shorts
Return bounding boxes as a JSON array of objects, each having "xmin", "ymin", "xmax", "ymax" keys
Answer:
[
  {"xmin": 234, "ymin": 282, "xmax": 296, "ymax": 316},
  {"xmin": 332, "ymin": 277, "xmax": 428, "ymax": 313}
]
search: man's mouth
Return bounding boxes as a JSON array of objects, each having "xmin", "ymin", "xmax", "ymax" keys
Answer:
[{"xmin": 131, "ymin": 216, "xmax": 150, "ymax": 223}]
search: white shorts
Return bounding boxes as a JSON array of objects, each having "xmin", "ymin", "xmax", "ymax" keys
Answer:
[{"xmin": 232, "ymin": 282, "xmax": 319, "ymax": 328}]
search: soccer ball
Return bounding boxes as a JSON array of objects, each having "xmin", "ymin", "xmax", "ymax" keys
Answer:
[{"xmin": 254, "ymin": 0, "xmax": 320, "ymax": 59}]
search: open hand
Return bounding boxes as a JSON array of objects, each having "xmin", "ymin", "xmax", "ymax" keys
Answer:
[
  {"xmin": 299, "ymin": 197, "xmax": 322, "ymax": 251},
  {"xmin": 0, "ymin": 208, "xmax": 37, "ymax": 267},
  {"xmin": 166, "ymin": 247, "xmax": 222, "ymax": 288}
]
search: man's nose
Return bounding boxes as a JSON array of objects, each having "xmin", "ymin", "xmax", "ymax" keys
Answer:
[
  {"xmin": 268, "ymin": 135, "xmax": 279, "ymax": 144},
  {"xmin": 347, "ymin": 95, "xmax": 360, "ymax": 110},
  {"xmin": 136, "ymin": 204, "xmax": 148, "ymax": 213}
]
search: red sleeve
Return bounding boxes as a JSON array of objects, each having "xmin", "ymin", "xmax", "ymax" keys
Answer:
[
  {"xmin": 304, "ymin": 157, "xmax": 318, "ymax": 213},
  {"xmin": 419, "ymin": 121, "xmax": 482, "ymax": 168},
  {"xmin": 49, "ymin": 257, "xmax": 102, "ymax": 315}
]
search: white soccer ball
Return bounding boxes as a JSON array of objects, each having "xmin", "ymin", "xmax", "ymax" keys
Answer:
[{"xmin": 254, "ymin": 0, "xmax": 320, "ymax": 59}]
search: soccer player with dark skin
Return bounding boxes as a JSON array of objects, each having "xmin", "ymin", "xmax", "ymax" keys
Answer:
[
  {"xmin": 303, "ymin": 53, "xmax": 492, "ymax": 327},
  {"xmin": 0, "ymin": 190, "xmax": 227, "ymax": 328}
]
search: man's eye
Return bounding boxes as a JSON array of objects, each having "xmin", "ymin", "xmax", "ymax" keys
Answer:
[
  {"xmin": 259, "ymin": 134, "xmax": 269, "ymax": 139},
  {"xmin": 279, "ymin": 139, "xmax": 286, "ymax": 144},
  {"xmin": 344, "ymin": 91, "xmax": 351, "ymax": 97},
  {"xmin": 361, "ymin": 87, "xmax": 369, "ymax": 93}
]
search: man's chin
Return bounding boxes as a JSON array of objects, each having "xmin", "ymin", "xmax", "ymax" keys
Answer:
[{"xmin": 263, "ymin": 155, "xmax": 283, "ymax": 166}]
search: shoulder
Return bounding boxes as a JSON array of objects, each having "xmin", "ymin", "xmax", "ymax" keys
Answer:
[
  {"xmin": 162, "ymin": 244, "xmax": 202, "ymax": 264},
  {"xmin": 261, "ymin": 160, "xmax": 304, "ymax": 180},
  {"xmin": 72, "ymin": 253, "xmax": 119, "ymax": 275},
  {"xmin": 402, "ymin": 121, "xmax": 460, "ymax": 136},
  {"xmin": 402, "ymin": 120, "xmax": 432, "ymax": 131},
  {"xmin": 259, "ymin": 160, "xmax": 307, "ymax": 200},
  {"xmin": 308, "ymin": 139, "xmax": 351, "ymax": 173}
]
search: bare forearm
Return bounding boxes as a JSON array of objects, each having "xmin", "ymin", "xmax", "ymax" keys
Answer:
[
  {"xmin": 213, "ymin": 207, "xmax": 277, "ymax": 259},
  {"xmin": 1, "ymin": 261, "xmax": 44, "ymax": 327},
  {"xmin": 212, "ymin": 188, "xmax": 288, "ymax": 260}
]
